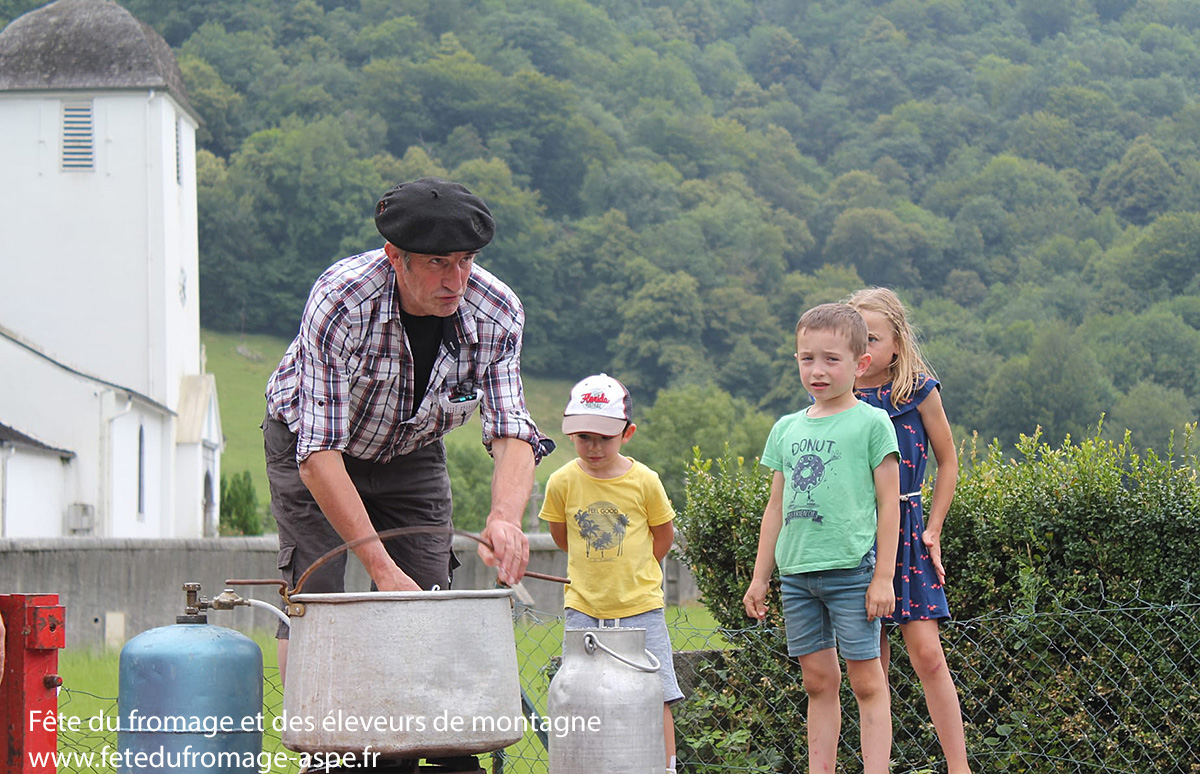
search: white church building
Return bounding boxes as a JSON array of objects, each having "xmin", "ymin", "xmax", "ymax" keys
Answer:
[{"xmin": 0, "ymin": 0, "xmax": 222, "ymax": 538}]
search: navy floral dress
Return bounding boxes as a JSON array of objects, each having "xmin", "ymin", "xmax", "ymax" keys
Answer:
[{"xmin": 856, "ymin": 378, "xmax": 951, "ymax": 622}]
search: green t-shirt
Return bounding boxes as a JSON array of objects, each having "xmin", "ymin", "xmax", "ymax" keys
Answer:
[{"xmin": 761, "ymin": 402, "xmax": 899, "ymax": 575}]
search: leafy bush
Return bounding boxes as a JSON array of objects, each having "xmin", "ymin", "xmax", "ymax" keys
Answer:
[
  {"xmin": 944, "ymin": 425, "xmax": 1200, "ymax": 614},
  {"xmin": 219, "ymin": 470, "xmax": 263, "ymax": 535},
  {"xmin": 675, "ymin": 449, "xmax": 774, "ymax": 630}
]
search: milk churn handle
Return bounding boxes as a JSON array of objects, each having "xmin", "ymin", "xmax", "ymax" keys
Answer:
[
  {"xmin": 289, "ymin": 525, "xmax": 570, "ymax": 597},
  {"xmin": 582, "ymin": 631, "xmax": 661, "ymax": 673}
]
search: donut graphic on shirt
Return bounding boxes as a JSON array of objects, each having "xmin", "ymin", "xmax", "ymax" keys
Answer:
[{"xmin": 785, "ymin": 442, "xmax": 842, "ymax": 525}]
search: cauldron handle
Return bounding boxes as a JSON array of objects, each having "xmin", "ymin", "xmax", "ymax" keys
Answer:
[{"xmin": 288, "ymin": 525, "xmax": 569, "ymax": 598}]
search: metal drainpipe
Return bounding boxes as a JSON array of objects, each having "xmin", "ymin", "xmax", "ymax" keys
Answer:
[
  {"xmin": 0, "ymin": 443, "xmax": 12, "ymax": 537},
  {"xmin": 98, "ymin": 390, "xmax": 134, "ymax": 536},
  {"xmin": 145, "ymin": 89, "xmax": 156, "ymax": 402}
]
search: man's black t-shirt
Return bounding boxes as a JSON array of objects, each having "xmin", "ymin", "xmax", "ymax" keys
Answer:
[{"xmin": 400, "ymin": 309, "xmax": 446, "ymax": 417}]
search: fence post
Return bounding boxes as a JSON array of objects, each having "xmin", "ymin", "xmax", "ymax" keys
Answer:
[{"xmin": 0, "ymin": 594, "xmax": 67, "ymax": 773}]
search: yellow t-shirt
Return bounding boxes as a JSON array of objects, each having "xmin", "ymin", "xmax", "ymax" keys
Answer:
[{"xmin": 538, "ymin": 457, "xmax": 675, "ymax": 618}]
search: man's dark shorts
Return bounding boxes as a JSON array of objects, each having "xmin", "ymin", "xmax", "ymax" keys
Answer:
[{"xmin": 263, "ymin": 415, "xmax": 457, "ymax": 638}]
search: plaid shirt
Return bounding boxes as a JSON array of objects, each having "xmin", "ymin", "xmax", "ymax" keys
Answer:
[{"xmin": 266, "ymin": 249, "xmax": 548, "ymax": 464}]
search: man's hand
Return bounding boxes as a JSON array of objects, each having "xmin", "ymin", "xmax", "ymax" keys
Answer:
[
  {"xmin": 368, "ymin": 556, "xmax": 423, "ymax": 592},
  {"xmin": 479, "ymin": 518, "xmax": 529, "ymax": 584}
]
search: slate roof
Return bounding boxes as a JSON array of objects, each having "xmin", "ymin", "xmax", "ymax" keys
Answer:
[{"xmin": 0, "ymin": 0, "xmax": 193, "ymax": 114}]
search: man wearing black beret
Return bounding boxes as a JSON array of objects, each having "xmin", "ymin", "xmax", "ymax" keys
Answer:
[{"xmin": 263, "ymin": 177, "xmax": 551, "ymax": 676}]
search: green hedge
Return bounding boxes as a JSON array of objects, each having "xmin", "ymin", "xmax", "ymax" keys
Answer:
[{"xmin": 944, "ymin": 427, "xmax": 1200, "ymax": 614}]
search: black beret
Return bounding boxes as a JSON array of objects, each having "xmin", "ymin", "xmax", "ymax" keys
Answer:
[{"xmin": 374, "ymin": 177, "xmax": 495, "ymax": 254}]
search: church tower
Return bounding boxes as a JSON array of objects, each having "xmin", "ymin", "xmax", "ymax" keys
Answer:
[{"xmin": 0, "ymin": 0, "xmax": 221, "ymax": 537}]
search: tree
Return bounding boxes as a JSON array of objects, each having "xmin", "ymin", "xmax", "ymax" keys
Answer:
[
  {"xmin": 973, "ymin": 55, "xmax": 1038, "ymax": 118},
  {"xmin": 178, "ymin": 55, "xmax": 246, "ymax": 158},
  {"xmin": 0, "ymin": 0, "xmax": 44, "ymax": 28},
  {"xmin": 738, "ymin": 24, "xmax": 805, "ymax": 87},
  {"xmin": 1127, "ymin": 212, "xmax": 1200, "ymax": 294},
  {"xmin": 1044, "ymin": 86, "xmax": 1122, "ymax": 134},
  {"xmin": 534, "ymin": 210, "xmax": 646, "ymax": 377},
  {"xmin": 1091, "ymin": 0, "xmax": 1136, "ymax": 21},
  {"xmin": 668, "ymin": 182, "xmax": 789, "ymax": 293},
  {"xmin": 1081, "ymin": 310, "xmax": 1200, "ymax": 398},
  {"xmin": 1095, "ymin": 138, "xmax": 1177, "ymax": 225},
  {"xmin": 634, "ymin": 382, "xmax": 774, "ymax": 504},
  {"xmin": 927, "ymin": 155, "xmax": 1084, "ymax": 256},
  {"xmin": 1017, "ymin": 0, "xmax": 1080, "ymax": 42},
  {"xmin": 179, "ymin": 22, "xmax": 286, "ymax": 107},
  {"xmin": 613, "ymin": 272, "xmax": 707, "ymax": 396},
  {"xmin": 822, "ymin": 207, "xmax": 924, "ymax": 287},
  {"xmin": 981, "ymin": 324, "xmax": 1111, "ymax": 448},
  {"xmin": 198, "ymin": 117, "xmax": 389, "ymax": 335},
  {"xmin": 1104, "ymin": 381, "xmax": 1195, "ymax": 454},
  {"xmin": 220, "ymin": 471, "xmax": 262, "ymax": 535},
  {"xmin": 1006, "ymin": 111, "xmax": 1079, "ymax": 170},
  {"xmin": 613, "ymin": 47, "xmax": 708, "ymax": 110},
  {"xmin": 579, "ymin": 159, "xmax": 684, "ymax": 228}
]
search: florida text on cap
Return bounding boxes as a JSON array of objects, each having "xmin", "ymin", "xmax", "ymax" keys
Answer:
[{"xmin": 562, "ymin": 374, "xmax": 632, "ymax": 436}]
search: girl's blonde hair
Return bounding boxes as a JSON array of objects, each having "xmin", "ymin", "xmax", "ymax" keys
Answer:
[{"xmin": 846, "ymin": 287, "xmax": 935, "ymax": 408}]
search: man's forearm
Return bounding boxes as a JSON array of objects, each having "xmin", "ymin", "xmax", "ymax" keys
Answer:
[
  {"xmin": 298, "ymin": 449, "xmax": 408, "ymax": 586},
  {"xmin": 488, "ymin": 438, "xmax": 535, "ymax": 525}
]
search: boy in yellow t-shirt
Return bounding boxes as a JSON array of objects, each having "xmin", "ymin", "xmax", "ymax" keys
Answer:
[{"xmin": 539, "ymin": 373, "xmax": 682, "ymax": 774}]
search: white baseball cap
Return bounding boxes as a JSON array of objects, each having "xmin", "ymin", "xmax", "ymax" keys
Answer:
[{"xmin": 562, "ymin": 373, "xmax": 633, "ymax": 436}]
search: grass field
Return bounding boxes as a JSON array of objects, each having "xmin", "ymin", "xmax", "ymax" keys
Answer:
[
  {"xmin": 56, "ymin": 605, "xmax": 723, "ymax": 773},
  {"xmin": 201, "ymin": 329, "xmax": 577, "ymax": 513}
]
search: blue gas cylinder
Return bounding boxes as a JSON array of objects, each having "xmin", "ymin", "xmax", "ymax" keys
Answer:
[{"xmin": 117, "ymin": 612, "xmax": 263, "ymax": 773}]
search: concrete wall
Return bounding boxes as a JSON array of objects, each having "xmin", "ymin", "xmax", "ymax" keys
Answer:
[{"xmin": 0, "ymin": 535, "xmax": 701, "ymax": 650}]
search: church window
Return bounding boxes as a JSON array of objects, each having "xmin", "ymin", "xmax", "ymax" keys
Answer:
[{"xmin": 61, "ymin": 101, "xmax": 94, "ymax": 171}]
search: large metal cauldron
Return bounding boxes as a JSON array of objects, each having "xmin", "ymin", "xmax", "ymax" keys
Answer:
[{"xmin": 281, "ymin": 589, "xmax": 523, "ymax": 757}]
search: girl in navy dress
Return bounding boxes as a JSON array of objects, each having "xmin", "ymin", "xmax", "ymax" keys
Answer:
[{"xmin": 848, "ymin": 287, "xmax": 972, "ymax": 774}]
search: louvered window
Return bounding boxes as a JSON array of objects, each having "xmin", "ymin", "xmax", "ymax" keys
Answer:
[{"xmin": 61, "ymin": 101, "xmax": 94, "ymax": 170}]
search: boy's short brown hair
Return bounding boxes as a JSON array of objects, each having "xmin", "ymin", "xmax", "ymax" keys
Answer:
[{"xmin": 795, "ymin": 303, "xmax": 868, "ymax": 357}]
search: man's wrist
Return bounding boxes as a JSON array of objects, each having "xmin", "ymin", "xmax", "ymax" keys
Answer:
[{"xmin": 485, "ymin": 511, "xmax": 522, "ymax": 529}]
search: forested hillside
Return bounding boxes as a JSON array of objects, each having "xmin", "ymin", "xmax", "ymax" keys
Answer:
[{"xmin": 7, "ymin": 0, "xmax": 1199, "ymax": 478}]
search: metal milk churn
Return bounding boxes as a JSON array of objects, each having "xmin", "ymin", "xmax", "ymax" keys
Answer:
[
  {"xmin": 547, "ymin": 627, "xmax": 665, "ymax": 774},
  {"xmin": 117, "ymin": 584, "xmax": 263, "ymax": 773}
]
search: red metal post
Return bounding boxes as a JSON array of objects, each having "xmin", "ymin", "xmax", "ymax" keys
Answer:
[{"xmin": 0, "ymin": 594, "xmax": 66, "ymax": 774}]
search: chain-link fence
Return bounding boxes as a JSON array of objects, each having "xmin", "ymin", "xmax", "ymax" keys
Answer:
[{"xmin": 55, "ymin": 592, "xmax": 1199, "ymax": 773}]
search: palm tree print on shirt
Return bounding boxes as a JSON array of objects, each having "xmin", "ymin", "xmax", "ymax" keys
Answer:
[{"xmin": 573, "ymin": 501, "xmax": 629, "ymax": 559}]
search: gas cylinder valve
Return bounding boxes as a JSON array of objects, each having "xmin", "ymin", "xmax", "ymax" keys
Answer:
[
  {"xmin": 211, "ymin": 588, "xmax": 249, "ymax": 610},
  {"xmin": 179, "ymin": 582, "xmax": 210, "ymax": 623}
]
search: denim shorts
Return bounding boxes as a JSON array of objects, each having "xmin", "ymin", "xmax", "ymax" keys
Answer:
[
  {"xmin": 781, "ymin": 553, "xmax": 881, "ymax": 661},
  {"xmin": 564, "ymin": 608, "xmax": 685, "ymax": 703}
]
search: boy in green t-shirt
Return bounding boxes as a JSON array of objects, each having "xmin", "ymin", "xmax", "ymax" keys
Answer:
[
  {"xmin": 539, "ymin": 373, "xmax": 682, "ymax": 774},
  {"xmin": 743, "ymin": 304, "xmax": 901, "ymax": 774}
]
